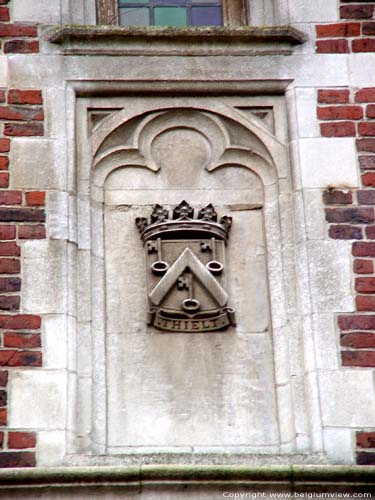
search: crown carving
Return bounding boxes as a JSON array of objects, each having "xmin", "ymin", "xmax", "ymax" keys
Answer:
[{"xmin": 135, "ymin": 201, "xmax": 232, "ymax": 243}]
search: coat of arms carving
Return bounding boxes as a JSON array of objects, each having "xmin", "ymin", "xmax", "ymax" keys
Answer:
[{"xmin": 136, "ymin": 201, "xmax": 236, "ymax": 333}]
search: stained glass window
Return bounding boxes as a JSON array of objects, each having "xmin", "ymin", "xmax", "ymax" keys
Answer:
[{"xmin": 119, "ymin": 0, "xmax": 223, "ymax": 27}]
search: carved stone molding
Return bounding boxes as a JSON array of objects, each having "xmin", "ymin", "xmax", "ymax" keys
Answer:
[{"xmin": 43, "ymin": 25, "xmax": 306, "ymax": 56}]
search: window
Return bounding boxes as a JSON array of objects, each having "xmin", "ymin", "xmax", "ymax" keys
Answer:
[
  {"xmin": 96, "ymin": 0, "xmax": 246, "ymax": 26},
  {"xmin": 119, "ymin": 0, "xmax": 222, "ymax": 27}
]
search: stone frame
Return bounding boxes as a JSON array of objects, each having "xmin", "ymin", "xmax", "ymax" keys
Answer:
[{"xmin": 63, "ymin": 79, "xmax": 326, "ymax": 464}]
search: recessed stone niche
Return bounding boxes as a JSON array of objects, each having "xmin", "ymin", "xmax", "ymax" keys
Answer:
[{"xmin": 73, "ymin": 94, "xmax": 307, "ymax": 460}]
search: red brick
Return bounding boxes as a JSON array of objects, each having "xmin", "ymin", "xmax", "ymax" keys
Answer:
[
  {"xmin": 354, "ymin": 258, "xmax": 374, "ymax": 274},
  {"xmin": 0, "ymin": 226, "xmax": 15, "ymax": 240},
  {"xmin": 0, "ymin": 372, "xmax": 8, "ymax": 387},
  {"xmin": 0, "ymin": 106, "xmax": 44, "ymax": 122},
  {"xmin": 317, "ymin": 105, "xmax": 363, "ymax": 120},
  {"xmin": 316, "ymin": 39, "xmax": 350, "ymax": 53},
  {"xmin": 353, "ymin": 38, "xmax": 375, "ymax": 52},
  {"xmin": 0, "ymin": 140, "xmax": 9, "ymax": 154},
  {"xmin": 0, "ymin": 315, "xmax": 41, "ymax": 330},
  {"xmin": 367, "ymin": 105, "xmax": 375, "ymax": 119},
  {"xmin": 338, "ymin": 314, "xmax": 375, "ymax": 330},
  {"xmin": 0, "ymin": 432, "xmax": 3, "ymax": 448},
  {"xmin": 365, "ymin": 225, "xmax": 375, "ymax": 239},
  {"xmin": 363, "ymin": 22, "xmax": 375, "ymax": 36},
  {"xmin": 0, "ymin": 278, "xmax": 20, "ymax": 293},
  {"xmin": 0, "ymin": 191, "xmax": 21, "ymax": 205},
  {"xmin": 359, "ymin": 122, "xmax": 375, "ymax": 136},
  {"xmin": 357, "ymin": 432, "xmax": 375, "ymax": 448},
  {"xmin": 0, "ymin": 1, "xmax": 9, "ymax": 5},
  {"xmin": 0, "ymin": 208, "xmax": 45, "ymax": 222},
  {"xmin": 0, "ymin": 242, "xmax": 19, "ymax": 257},
  {"xmin": 0, "ymin": 408, "xmax": 7, "ymax": 426},
  {"xmin": 25, "ymin": 191, "xmax": 45, "ymax": 207},
  {"xmin": 0, "ymin": 157, "xmax": 9, "ymax": 171},
  {"xmin": 0, "ymin": 7, "xmax": 9, "ymax": 21},
  {"xmin": 359, "ymin": 156, "xmax": 375, "ymax": 169},
  {"xmin": 0, "ymin": 173, "xmax": 9, "ymax": 188},
  {"xmin": 323, "ymin": 189, "xmax": 353, "ymax": 205},
  {"xmin": 18, "ymin": 224, "xmax": 46, "ymax": 240},
  {"xmin": 0, "ymin": 296, "xmax": 19, "ymax": 311},
  {"xmin": 0, "ymin": 451, "xmax": 35, "ymax": 468},
  {"xmin": 316, "ymin": 23, "xmax": 360, "ymax": 38},
  {"xmin": 362, "ymin": 172, "xmax": 375, "ymax": 186},
  {"xmin": 329, "ymin": 224, "xmax": 362, "ymax": 239},
  {"xmin": 320, "ymin": 121, "xmax": 355, "ymax": 137},
  {"xmin": 0, "ymin": 24, "xmax": 37, "ymax": 38},
  {"xmin": 358, "ymin": 190, "xmax": 375, "ymax": 204},
  {"xmin": 356, "ymin": 277, "xmax": 375, "ymax": 293},
  {"xmin": 4, "ymin": 122, "xmax": 43, "ymax": 137},
  {"xmin": 357, "ymin": 139, "xmax": 375, "ymax": 152},
  {"xmin": 4, "ymin": 333, "xmax": 40, "ymax": 348},
  {"xmin": 8, "ymin": 432, "xmax": 36, "ymax": 450},
  {"xmin": 356, "ymin": 88, "xmax": 375, "ymax": 103},
  {"xmin": 318, "ymin": 89, "xmax": 350, "ymax": 104},
  {"xmin": 357, "ymin": 453, "xmax": 375, "ymax": 468},
  {"xmin": 340, "ymin": 4, "xmax": 374, "ymax": 19},
  {"xmin": 0, "ymin": 259, "xmax": 19, "ymax": 274},
  {"xmin": 8, "ymin": 90, "xmax": 42, "ymax": 105},
  {"xmin": 356, "ymin": 295, "xmax": 375, "ymax": 310},
  {"xmin": 341, "ymin": 332, "xmax": 375, "ymax": 348},
  {"xmin": 0, "ymin": 350, "xmax": 42, "ymax": 367},
  {"xmin": 3, "ymin": 40, "xmax": 39, "ymax": 54},
  {"xmin": 342, "ymin": 350, "xmax": 375, "ymax": 366},
  {"xmin": 325, "ymin": 207, "xmax": 374, "ymax": 223}
]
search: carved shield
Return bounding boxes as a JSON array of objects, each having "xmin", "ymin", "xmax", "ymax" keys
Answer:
[{"xmin": 136, "ymin": 201, "xmax": 236, "ymax": 333}]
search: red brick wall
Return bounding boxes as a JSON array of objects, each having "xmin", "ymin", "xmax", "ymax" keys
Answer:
[
  {"xmin": 316, "ymin": 1, "xmax": 375, "ymax": 53},
  {"xmin": 319, "ymin": 87, "xmax": 375, "ymax": 464},
  {"xmin": 0, "ymin": 0, "xmax": 44, "ymax": 467}
]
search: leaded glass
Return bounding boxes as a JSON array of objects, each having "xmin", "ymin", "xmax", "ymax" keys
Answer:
[{"xmin": 119, "ymin": 0, "xmax": 222, "ymax": 26}]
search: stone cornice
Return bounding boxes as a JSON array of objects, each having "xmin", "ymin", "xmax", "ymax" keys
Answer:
[
  {"xmin": 42, "ymin": 25, "xmax": 306, "ymax": 56},
  {"xmin": 0, "ymin": 465, "xmax": 374, "ymax": 489}
]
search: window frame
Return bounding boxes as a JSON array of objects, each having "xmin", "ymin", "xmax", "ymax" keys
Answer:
[{"xmin": 97, "ymin": 0, "xmax": 247, "ymax": 26}]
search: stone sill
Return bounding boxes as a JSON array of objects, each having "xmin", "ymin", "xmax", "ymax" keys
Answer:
[
  {"xmin": 0, "ymin": 465, "xmax": 374, "ymax": 489},
  {"xmin": 42, "ymin": 25, "xmax": 306, "ymax": 56}
]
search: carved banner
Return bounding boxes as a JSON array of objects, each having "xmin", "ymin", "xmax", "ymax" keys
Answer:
[{"xmin": 136, "ymin": 201, "xmax": 236, "ymax": 333}]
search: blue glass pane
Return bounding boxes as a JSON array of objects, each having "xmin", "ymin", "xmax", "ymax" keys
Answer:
[
  {"xmin": 191, "ymin": 6, "xmax": 222, "ymax": 25},
  {"xmin": 119, "ymin": 7, "xmax": 150, "ymax": 25},
  {"xmin": 154, "ymin": 7, "xmax": 187, "ymax": 25},
  {"xmin": 191, "ymin": 0, "xmax": 221, "ymax": 4},
  {"xmin": 119, "ymin": 0, "xmax": 147, "ymax": 4}
]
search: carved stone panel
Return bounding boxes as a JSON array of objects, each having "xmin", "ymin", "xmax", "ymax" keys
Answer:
[{"xmin": 88, "ymin": 96, "xmax": 282, "ymax": 450}]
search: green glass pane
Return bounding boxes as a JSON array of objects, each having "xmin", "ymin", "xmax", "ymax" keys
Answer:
[
  {"xmin": 119, "ymin": 7, "xmax": 150, "ymax": 25},
  {"xmin": 154, "ymin": 7, "xmax": 187, "ymax": 26},
  {"xmin": 119, "ymin": 0, "xmax": 147, "ymax": 4}
]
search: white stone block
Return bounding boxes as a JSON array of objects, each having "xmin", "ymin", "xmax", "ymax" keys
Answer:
[
  {"xmin": 0, "ymin": 57, "xmax": 7, "ymax": 87},
  {"xmin": 9, "ymin": 370, "xmax": 67, "ymax": 429},
  {"xmin": 303, "ymin": 189, "xmax": 327, "ymax": 240},
  {"xmin": 349, "ymin": 54, "xmax": 375, "ymax": 87},
  {"xmin": 12, "ymin": 0, "xmax": 61, "ymax": 23},
  {"xmin": 295, "ymin": 88, "xmax": 320, "ymax": 138},
  {"xmin": 36, "ymin": 430, "xmax": 66, "ymax": 467},
  {"xmin": 288, "ymin": 0, "xmax": 338, "ymax": 22},
  {"xmin": 22, "ymin": 240, "xmax": 68, "ymax": 314},
  {"xmin": 312, "ymin": 314, "xmax": 340, "ymax": 370},
  {"xmin": 319, "ymin": 370, "xmax": 375, "ymax": 427},
  {"xmin": 299, "ymin": 138, "xmax": 358, "ymax": 189},
  {"xmin": 43, "ymin": 315, "xmax": 68, "ymax": 369},
  {"xmin": 307, "ymin": 240, "xmax": 354, "ymax": 313},
  {"xmin": 48, "ymin": 191, "xmax": 69, "ymax": 240},
  {"xmin": 323, "ymin": 428, "xmax": 355, "ymax": 465},
  {"xmin": 10, "ymin": 139, "xmax": 66, "ymax": 190}
]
